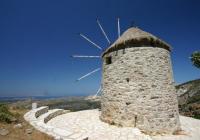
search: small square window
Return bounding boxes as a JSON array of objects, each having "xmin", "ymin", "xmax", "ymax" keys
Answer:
[
  {"xmin": 105, "ymin": 56, "xmax": 112, "ymax": 65},
  {"xmin": 126, "ymin": 78, "xmax": 130, "ymax": 83}
]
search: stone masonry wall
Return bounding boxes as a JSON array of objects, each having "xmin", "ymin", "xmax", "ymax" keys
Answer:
[{"xmin": 100, "ymin": 46, "xmax": 181, "ymax": 134}]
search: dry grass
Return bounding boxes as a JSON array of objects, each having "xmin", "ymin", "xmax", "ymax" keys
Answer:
[{"xmin": 0, "ymin": 108, "xmax": 53, "ymax": 140}]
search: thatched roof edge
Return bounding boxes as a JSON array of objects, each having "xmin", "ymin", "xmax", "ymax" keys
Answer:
[{"xmin": 102, "ymin": 27, "xmax": 171, "ymax": 57}]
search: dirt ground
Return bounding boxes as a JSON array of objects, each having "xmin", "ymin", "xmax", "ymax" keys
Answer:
[{"xmin": 0, "ymin": 108, "xmax": 53, "ymax": 140}]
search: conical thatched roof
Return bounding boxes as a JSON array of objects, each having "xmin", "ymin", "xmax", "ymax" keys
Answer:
[{"xmin": 102, "ymin": 27, "xmax": 171, "ymax": 56}]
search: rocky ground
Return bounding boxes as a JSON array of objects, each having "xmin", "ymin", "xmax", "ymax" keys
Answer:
[
  {"xmin": 176, "ymin": 79, "xmax": 200, "ymax": 119},
  {"xmin": 0, "ymin": 107, "xmax": 53, "ymax": 140}
]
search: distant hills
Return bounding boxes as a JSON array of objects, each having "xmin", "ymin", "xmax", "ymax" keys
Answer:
[{"xmin": 176, "ymin": 79, "xmax": 200, "ymax": 119}]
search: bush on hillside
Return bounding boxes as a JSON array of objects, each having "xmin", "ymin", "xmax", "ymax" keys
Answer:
[
  {"xmin": 0, "ymin": 104, "xmax": 14, "ymax": 123},
  {"xmin": 191, "ymin": 51, "xmax": 200, "ymax": 69}
]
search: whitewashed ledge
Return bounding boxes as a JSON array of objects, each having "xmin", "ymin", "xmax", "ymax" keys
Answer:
[
  {"xmin": 24, "ymin": 106, "xmax": 70, "ymax": 139},
  {"xmin": 24, "ymin": 107, "xmax": 200, "ymax": 140}
]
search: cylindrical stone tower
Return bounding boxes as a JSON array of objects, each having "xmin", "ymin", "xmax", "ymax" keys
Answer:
[{"xmin": 100, "ymin": 27, "xmax": 181, "ymax": 134}]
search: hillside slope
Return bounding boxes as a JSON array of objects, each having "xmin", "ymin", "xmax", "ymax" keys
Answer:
[{"xmin": 176, "ymin": 79, "xmax": 200, "ymax": 119}]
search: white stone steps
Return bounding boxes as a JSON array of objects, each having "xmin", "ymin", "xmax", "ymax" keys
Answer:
[
  {"xmin": 37, "ymin": 109, "xmax": 65, "ymax": 123},
  {"xmin": 24, "ymin": 106, "xmax": 72, "ymax": 139},
  {"xmin": 24, "ymin": 106, "xmax": 49, "ymax": 123},
  {"xmin": 35, "ymin": 106, "xmax": 49, "ymax": 118}
]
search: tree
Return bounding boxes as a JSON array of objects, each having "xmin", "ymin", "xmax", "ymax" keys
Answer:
[{"xmin": 190, "ymin": 51, "xmax": 200, "ymax": 69}]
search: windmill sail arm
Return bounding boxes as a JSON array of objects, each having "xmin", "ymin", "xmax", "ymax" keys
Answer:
[
  {"xmin": 72, "ymin": 55, "xmax": 101, "ymax": 58},
  {"xmin": 80, "ymin": 33, "xmax": 102, "ymax": 50},
  {"xmin": 96, "ymin": 19, "xmax": 111, "ymax": 44},
  {"xmin": 76, "ymin": 68, "xmax": 100, "ymax": 82},
  {"xmin": 95, "ymin": 86, "xmax": 102, "ymax": 96},
  {"xmin": 117, "ymin": 18, "xmax": 121, "ymax": 38}
]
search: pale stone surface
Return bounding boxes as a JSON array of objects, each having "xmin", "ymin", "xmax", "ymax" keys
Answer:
[
  {"xmin": 47, "ymin": 109, "xmax": 152, "ymax": 140},
  {"xmin": 44, "ymin": 109, "xmax": 67, "ymax": 123},
  {"xmin": 101, "ymin": 47, "xmax": 181, "ymax": 134},
  {"xmin": 24, "ymin": 107, "xmax": 69, "ymax": 138},
  {"xmin": 13, "ymin": 123, "xmax": 23, "ymax": 129},
  {"xmin": 0, "ymin": 128, "xmax": 9, "ymax": 136},
  {"xmin": 152, "ymin": 116, "xmax": 200, "ymax": 140},
  {"xmin": 24, "ymin": 107, "xmax": 200, "ymax": 140},
  {"xmin": 32, "ymin": 102, "xmax": 37, "ymax": 110}
]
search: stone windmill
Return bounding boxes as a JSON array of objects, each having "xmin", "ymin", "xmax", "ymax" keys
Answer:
[
  {"xmin": 100, "ymin": 27, "xmax": 181, "ymax": 134},
  {"xmin": 73, "ymin": 20, "xmax": 181, "ymax": 134}
]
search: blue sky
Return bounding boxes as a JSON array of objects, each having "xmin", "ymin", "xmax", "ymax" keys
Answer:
[{"xmin": 0, "ymin": 0, "xmax": 199, "ymax": 97}]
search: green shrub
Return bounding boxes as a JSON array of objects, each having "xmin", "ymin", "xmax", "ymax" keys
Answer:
[
  {"xmin": 0, "ymin": 104, "xmax": 14, "ymax": 123},
  {"xmin": 0, "ymin": 112, "xmax": 13, "ymax": 123},
  {"xmin": 193, "ymin": 115, "xmax": 200, "ymax": 120},
  {"xmin": 0, "ymin": 104, "xmax": 11, "ymax": 114},
  {"xmin": 191, "ymin": 51, "xmax": 200, "ymax": 69}
]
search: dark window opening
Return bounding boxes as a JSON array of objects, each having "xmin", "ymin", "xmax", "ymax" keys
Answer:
[
  {"xmin": 115, "ymin": 51, "xmax": 118, "ymax": 56},
  {"xmin": 126, "ymin": 102, "xmax": 131, "ymax": 105},
  {"xmin": 134, "ymin": 115, "xmax": 137, "ymax": 127},
  {"xmin": 126, "ymin": 78, "xmax": 130, "ymax": 83},
  {"xmin": 105, "ymin": 56, "xmax": 112, "ymax": 65},
  {"xmin": 123, "ymin": 49, "xmax": 126, "ymax": 54}
]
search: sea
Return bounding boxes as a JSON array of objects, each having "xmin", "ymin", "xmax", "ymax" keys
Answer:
[{"xmin": 0, "ymin": 95, "xmax": 85, "ymax": 103}]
